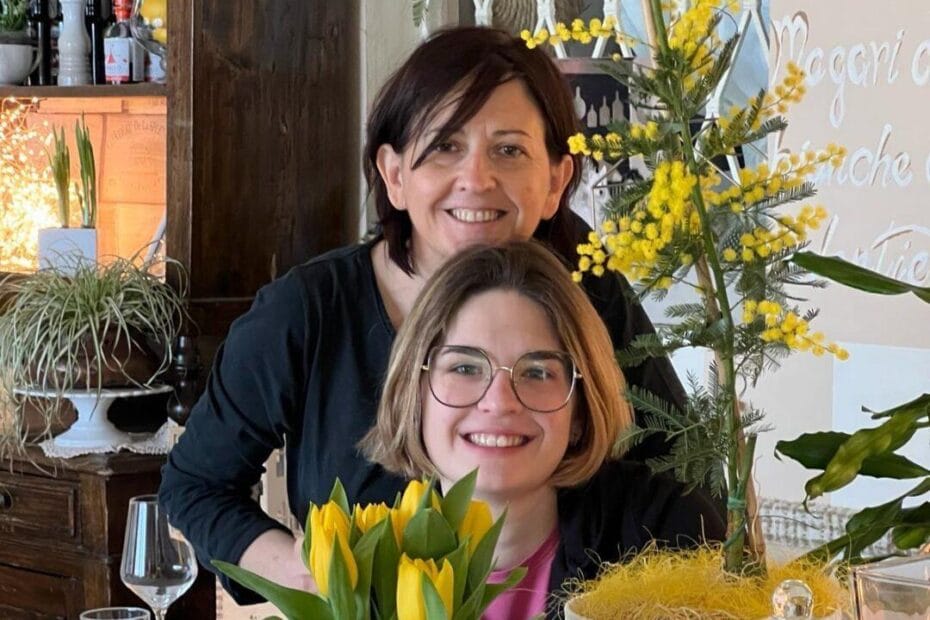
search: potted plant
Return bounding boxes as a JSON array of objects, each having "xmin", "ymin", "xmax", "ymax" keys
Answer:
[
  {"xmin": 521, "ymin": 1, "xmax": 857, "ymax": 616},
  {"xmin": 0, "ymin": 0, "xmax": 35, "ymax": 84},
  {"xmin": 38, "ymin": 114, "xmax": 99, "ymax": 275},
  {"xmin": 0, "ymin": 254, "xmax": 188, "ymax": 455}
]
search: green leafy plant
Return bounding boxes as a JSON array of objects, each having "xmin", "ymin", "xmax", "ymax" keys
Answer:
[
  {"xmin": 215, "ymin": 470, "xmax": 526, "ymax": 620},
  {"xmin": 776, "ymin": 253, "xmax": 930, "ymax": 562},
  {"xmin": 525, "ymin": 0, "xmax": 849, "ymax": 575},
  {"xmin": 0, "ymin": 254, "xmax": 189, "ymax": 456},
  {"xmin": 45, "ymin": 126, "xmax": 70, "ymax": 228},
  {"xmin": 74, "ymin": 114, "xmax": 97, "ymax": 228},
  {"xmin": 0, "ymin": 0, "xmax": 28, "ymax": 35}
]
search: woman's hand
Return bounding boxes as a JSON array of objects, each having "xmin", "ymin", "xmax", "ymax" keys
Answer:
[{"xmin": 238, "ymin": 529, "xmax": 317, "ymax": 593}]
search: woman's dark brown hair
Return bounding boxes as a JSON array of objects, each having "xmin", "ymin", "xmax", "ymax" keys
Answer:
[{"xmin": 364, "ymin": 26, "xmax": 583, "ymax": 275}]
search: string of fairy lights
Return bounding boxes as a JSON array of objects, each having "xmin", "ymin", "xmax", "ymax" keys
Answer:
[{"xmin": 0, "ymin": 97, "xmax": 61, "ymax": 273}]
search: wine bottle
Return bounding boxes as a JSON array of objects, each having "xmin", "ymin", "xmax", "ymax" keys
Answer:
[
  {"xmin": 103, "ymin": 0, "xmax": 142, "ymax": 83},
  {"xmin": 85, "ymin": 0, "xmax": 110, "ymax": 84},
  {"xmin": 29, "ymin": 0, "xmax": 53, "ymax": 85}
]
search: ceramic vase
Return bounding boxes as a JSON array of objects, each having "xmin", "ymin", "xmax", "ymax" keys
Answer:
[{"xmin": 57, "ymin": 0, "xmax": 92, "ymax": 85}]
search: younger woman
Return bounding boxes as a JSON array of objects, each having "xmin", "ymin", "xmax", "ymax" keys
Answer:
[{"xmin": 361, "ymin": 241, "xmax": 725, "ymax": 619}]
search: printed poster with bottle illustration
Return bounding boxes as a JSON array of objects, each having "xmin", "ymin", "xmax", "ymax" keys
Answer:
[{"xmin": 753, "ymin": 1, "xmax": 930, "ymax": 506}]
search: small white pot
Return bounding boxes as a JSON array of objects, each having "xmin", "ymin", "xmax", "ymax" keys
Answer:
[
  {"xmin": 38, "ymin": 227, "xmax": 98, "ymax": 275},
  {"xmin": 564, "ymin": 597, "xmax": 588, "ymax": 620},
  {"xmin": 0, "ymin": 42, "xmax": 39, "ymax": 84}
]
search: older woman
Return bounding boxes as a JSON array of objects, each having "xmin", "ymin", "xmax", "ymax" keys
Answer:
[
  {"xmin": 362, "ymin": 241, "xmax": 724, "ymax": 619},
  {"xmin": 159, "ymin": 26, "xmax": 691, "ymax": 600}
]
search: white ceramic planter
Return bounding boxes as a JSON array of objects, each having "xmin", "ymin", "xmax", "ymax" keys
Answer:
[
  {"xmin": 0, "ymin": 42, "xmax": 38, "ymax": 84},
  {"xmin": 564, "ymin": 597, "xmax": 587, "ymax": 620},
  {"xmin": 38, "ymin": 227, "xmax": 98, "ymax": 274}
]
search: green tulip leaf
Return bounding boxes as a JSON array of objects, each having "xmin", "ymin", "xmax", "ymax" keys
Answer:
[
  {"xmin": 212, "ymin": 560, "xmax": 333, "ymax": 620},
  {"xmin": 443, "ymin": 539, "xmax": 470, "ymax": 612},
  {"xmin": 421, "ymin": 573, "xmax": 450, "ymax": 620},
  {"xmin": 328, "ymin": 537, "xmax": 357, "ymax": 620},
  {"xmin": 454, "ymin": 582, "xmax": 484, "ymax": 620},
  {"xmin": 352, "ymin": 520, "xmax": 386, "ymax": 620},
  {"xmin": 792, "ymin": 251, "xmax": 930, "ymax": 303},
  {"xmin": 478, "ymin": 566, "xmax": 528, "ymax": 614},
  {"xmin": 441, "ymin": 468, "xmax": 478, "ymax": 532},
  {"xmin": 776, "ymin": 431, "xmax": 930, "ymax": 479},
  {"xmin": 403, "ymin": 508, "xmax": 458, "ymax": 559},
  {"xmin": 804, "ymin": 410, "xmax": 926, "ymax": 500},
  {"xmin": 301, "ymin": 523, "xmax": 311, "ymax": 569},
  {"xmin": 328, "ymin": 479, "xmax": 351, "ymax": 516},
  {"xmin": 372, "ymin": 515, "xmax": 400, "ymax": 620},
  {"xmin": 466, "ymin": 509, "xmax": 507, "ymax": 592}
]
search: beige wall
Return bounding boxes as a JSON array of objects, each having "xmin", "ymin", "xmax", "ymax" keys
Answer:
[{"xmin": 753, "ymin": 1, "xmax": 930, "ymax": 506}]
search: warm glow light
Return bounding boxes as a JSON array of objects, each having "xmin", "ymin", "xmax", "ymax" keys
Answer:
[{"xmin": 1, "ymin": 97, "xmax": 60, "ymax": 273}]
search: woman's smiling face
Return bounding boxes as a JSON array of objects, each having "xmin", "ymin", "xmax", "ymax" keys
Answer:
[
  {"xmin": 376, "ymin": 79, "xmax": 573, "ymax": 275},
  {"xmin": 421, "ymin": 288, "xmax": 574, "ymax": 504}
]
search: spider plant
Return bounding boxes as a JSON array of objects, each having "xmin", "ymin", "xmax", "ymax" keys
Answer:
[
  {"xmin": 0, "ymin": 253, "xmax": 189, "ymax": 456},
  {"xmin": 0, "ymin": 0, "xmax": 29, "ymax": 41}
]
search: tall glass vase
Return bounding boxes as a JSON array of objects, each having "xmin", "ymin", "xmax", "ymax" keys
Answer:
[
  {"xmin": 57, "ymin": 0, "xmax": 91, "ymax": 85},
  {"xmin": 130, "ymin": 0, "xmax": 167, "ymax": 82}
]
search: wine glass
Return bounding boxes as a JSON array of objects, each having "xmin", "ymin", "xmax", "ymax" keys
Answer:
[{"xmin": 120, "ymin": 495, "xmax": 198, "ymax": 620}]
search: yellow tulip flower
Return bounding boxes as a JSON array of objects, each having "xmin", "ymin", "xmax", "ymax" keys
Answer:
[
  {"xmin": 353, "ymin": 502, "xmax": 390, "ymax": 534},
  {"xmin": 308, "ymin": 502, "xmax": 358, "ymax": 597},
  {"xmin": 457, "ymin": 500, "xmax": 493, "ymax": 556},
  {"xmin": 397, "ymin": 554, "xmax": 454, "ymax": 620},
  {"xmin": 391, "ymin": 479, "xmax": 440, "ymax": 547}
]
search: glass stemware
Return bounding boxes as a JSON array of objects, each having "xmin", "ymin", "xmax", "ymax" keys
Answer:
[
  {"xmin": 120, "ymin": 495, "xmax": 197, "ymax": 620},
  {"xmin": 129, "ymin": 0, "xmax": 167, "ymax": 80}
]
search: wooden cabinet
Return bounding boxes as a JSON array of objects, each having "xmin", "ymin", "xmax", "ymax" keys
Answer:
[
  {"xmin": 166, "ymin": 0, "xmax": 360, "ymax": 345},
  {"xmin": 0, "ymin": 448, "xmax": 214, "ymax": 619},
  {"xmin": 0, "ymin": 2, "xmax": 360, "ymax": 617}
]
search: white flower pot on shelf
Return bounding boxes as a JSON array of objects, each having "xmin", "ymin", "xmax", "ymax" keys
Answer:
[
  {"xmin": 0, "ymin": 42, "xmax": 38, "ymax": 84},
  {"xmin": 38, "ymin": 227, "xmax": 98, "ymax": 274}
]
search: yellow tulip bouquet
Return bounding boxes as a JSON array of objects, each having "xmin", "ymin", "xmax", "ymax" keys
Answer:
[{"xmin": 214, "ymin": 471, "xmax": 526, "ymax": 620}]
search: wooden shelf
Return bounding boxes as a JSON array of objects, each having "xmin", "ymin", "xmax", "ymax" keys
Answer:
[{"xmin": 0, "ymin": 82, "xmax": 166, "ymax": 99}]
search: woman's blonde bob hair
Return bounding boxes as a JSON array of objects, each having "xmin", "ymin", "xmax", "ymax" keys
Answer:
[{"xmin": 360, "ymin": 240, "xmax": 632, "ymax": 488}]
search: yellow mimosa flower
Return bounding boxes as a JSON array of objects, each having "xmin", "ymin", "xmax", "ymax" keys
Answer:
[
  {"xmin": 308, "ymin": 502, "xmax": 358, "ymax": 597},
  {"xmin": 457, "ymin": 500, "xmax": 493, "ymax": 556},
  {"xmin": 397, "ymin": 554, "xmax": 454, "ymax": 620}
]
